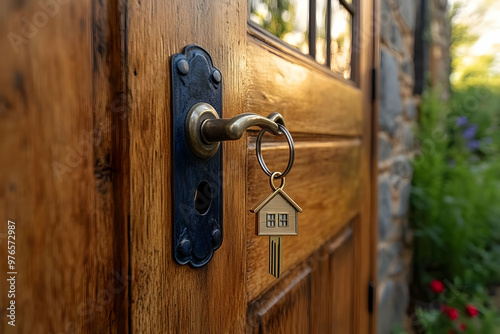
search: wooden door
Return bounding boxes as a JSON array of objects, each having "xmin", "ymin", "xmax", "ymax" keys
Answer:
[{"xmin": 0, "ymin": 0, "xmax": 377, "ymax": 333}]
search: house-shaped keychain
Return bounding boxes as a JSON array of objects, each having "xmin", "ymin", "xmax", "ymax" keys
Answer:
[
  {"xmin": 251, "ymin": 187, "xmax": 302, "ymax": 236},
  {"xmin": 251, "ymin": 187, "xmax": 302, "ymax": 278}
]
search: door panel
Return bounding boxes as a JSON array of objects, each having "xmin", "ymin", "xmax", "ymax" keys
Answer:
[{"xmin": 246, "ymin": 137, "xmax": 361, "ymax": 300}]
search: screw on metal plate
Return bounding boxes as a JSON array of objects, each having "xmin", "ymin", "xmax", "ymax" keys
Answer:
[
  {"xmin": 177, "ymin": 59, "xmax": 190, "ymax": 75},
  {"xmin": 171, "ymin": 45, "xmax": 223, "ymax": 268},
  {"xmin": 211, "ymin": 69, "xmax": 221, "ymax": 83}
]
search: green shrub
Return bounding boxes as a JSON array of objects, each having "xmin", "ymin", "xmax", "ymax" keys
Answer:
[
  {"xmin": 411, "ymin": 87, "xmax": 500, "ymax": 297},
  {"xmin": 409, "ymin": 2, "xmax": 500, "ymax": 331}
]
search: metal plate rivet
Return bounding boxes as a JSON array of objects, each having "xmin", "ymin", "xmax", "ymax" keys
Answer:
[
  {"xmin": 179, "ymin": 239, "xmax": 192, "ymax": 257},
  {"xmin": 177, "ymin": 59, "xmax": 189, "ymax": 75},
  {"xmin": 211, "ymin": 229, "xmax": 222, "ymax": 246},
  {"xmin": 211, "ymin": 69, "xmax": 221, "ymax": 83}
]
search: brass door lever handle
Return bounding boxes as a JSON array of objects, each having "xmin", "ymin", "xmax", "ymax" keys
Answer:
[
  {"xmin": 202, "ymin": 112, "xmax": 285, "ymax": 142},
  {"xmin": 186, "ymin": 102, "xmax": 285, "ymax": 159}
]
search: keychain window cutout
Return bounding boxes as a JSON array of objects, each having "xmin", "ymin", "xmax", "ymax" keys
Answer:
[
  {"xmin": 266, "ymin": 214, "xmax": 276, "ymax": 227},
  {"xmin": 278, "ymin": 214, "xmax": 288, "ymax": 227}
]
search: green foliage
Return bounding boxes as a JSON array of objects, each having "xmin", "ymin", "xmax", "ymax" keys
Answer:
[
  {"xmin": 411, "ymin": 86, "xmax": 500, "ymax": 295},
  {"xmin": 410, "ymin": 1, "xmax": 500, "ymax": 332},
  {"xmin": 250, "ymin": 0, "xmax": 296, "ymax": 39},
  {"xmin": 390, "ymin": 323, "xmax": 408, "ymax": 334},
  {"xmin": 411, "ymin": 8, "xmax": 500, "ymax": 286}
]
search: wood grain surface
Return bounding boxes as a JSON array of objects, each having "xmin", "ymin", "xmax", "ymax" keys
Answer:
[
  {"xmin": 329, "ymin": 226, "xmax": 355, "ymax": 333},
  {"xmin": 247, "ymin": 262, "xmax": 312, "ymax": 334},
  {"xmin": 0, "ymin": 0, "xmax": 131, "ymax": 332},
  {"xmin": 245, "ymin": 39, "xmax": 363, "ymax": 137},
  {"xmin": 356, "ymin": 0, "xmax": 378, "ymax": 332},
  {"xmin": 92, "ymin": 0, "xmax": 131, "ymax": 332},
  {"xmin": 309, "ymin": 224, "xmax": 354, "ymax": 333},
  {"xmin": 0, "ymin": 0, "xmax": 107, "ymax": 333}
]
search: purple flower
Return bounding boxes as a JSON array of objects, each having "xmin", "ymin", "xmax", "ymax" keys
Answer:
[
  {"xmin": 462, "ymin": 124, "xmax": 478, "ymax": 140},
  {"xmin": 456, "ymin": 116, "xmax": 468, "ymax": 127},
  {"xmin": 467, "ymin": 140, "xmax": 480, "ymax": 150}
]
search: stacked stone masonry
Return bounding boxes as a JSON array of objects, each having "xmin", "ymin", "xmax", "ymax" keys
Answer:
[
  {"xmin": 377, "ymin": 0, "xmax": 419, "ymax": 332},
  {"xmin": 377, "ymin": 0, "xmax": 450, "ymax": 332}
]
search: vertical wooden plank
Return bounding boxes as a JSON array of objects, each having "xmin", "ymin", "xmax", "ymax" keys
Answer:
[
  {"xmin": 310, "ymin": 224, "xmax": 354, "ymax": 333},
  {"xmin": 126, "ymin": 0, "xmax": 247, "ymax": 332},
  {"xmin": 91, "ymin": 0, "xmax": 130, "ymax": 332},
  {"xmin": 330, "ymin": 228, "xmax": 354, "ymax": 333},
  {"xmin": 370, "ymin": 0, "xmax": 381, "ymax": 332},
  {"xmin": 355, "ymin": 0, "xmax": 378, "ymax": 332},
  {"xmin": 309, "ymin": 238, "xmax": 333, "ymax": 333},
  {"xmin": 0, "ymin": 0, "xmax": 95, "ymax": 332},
  {"xmin": 0, "ymin": 0, "xmax": 129, "ymax": 332}
]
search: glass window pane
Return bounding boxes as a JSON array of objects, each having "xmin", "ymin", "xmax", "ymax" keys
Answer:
[
  {"xmin": 278, "ymin": 213, "xmax": 288, "ymax": 227},
  {"xmin": 330, "ymin": 1, "xmax": 352, "ymax": 79},
  {"xmin": 315, "ymin": 0, "xmax": 328, "ymax": 64},
  {"xmin": 266, "ymin": 214, "xmax": 275, "ymax": 227},
  {"xmin": 250, "ymin": 0, "xmax": 309, "ymax": 54}
]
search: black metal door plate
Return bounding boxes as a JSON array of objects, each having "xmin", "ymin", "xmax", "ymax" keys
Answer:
[{"xmin": 171, "ymin": 45, "xmax": 223, "ymax": 267}]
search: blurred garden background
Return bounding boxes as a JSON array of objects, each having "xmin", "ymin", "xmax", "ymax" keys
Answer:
[{"xmin": 393, "ymin": 0, "xmax": 500, "ymax": 332}]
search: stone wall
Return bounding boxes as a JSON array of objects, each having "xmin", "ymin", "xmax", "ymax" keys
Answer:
[
  {"xmin": 376, "ymin": 0, "xmax": 451, "ymax": 333},
  {"xmin": 377, "ymin": 0, "xmax": 419, "ymax": 332}
]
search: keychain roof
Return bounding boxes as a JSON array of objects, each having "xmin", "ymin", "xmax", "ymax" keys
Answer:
[{"xmin": 250, "ymin": 187, "xmax": 302, "ymax": 213}]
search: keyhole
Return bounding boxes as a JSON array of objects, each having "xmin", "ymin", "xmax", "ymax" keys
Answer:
[{"xmin": 194, "ymin": 181, "xmax": 212, "ymax": 215}]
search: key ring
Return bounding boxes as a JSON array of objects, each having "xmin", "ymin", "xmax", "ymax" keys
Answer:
[{"xmin": 256, "ymin": 123, "xmax": 295, "ymax": 179}]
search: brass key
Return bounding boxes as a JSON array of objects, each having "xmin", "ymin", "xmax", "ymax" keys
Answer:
[{"xmin": 269, "ymin": 236, "xmax": 283, "ymax": 278}]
